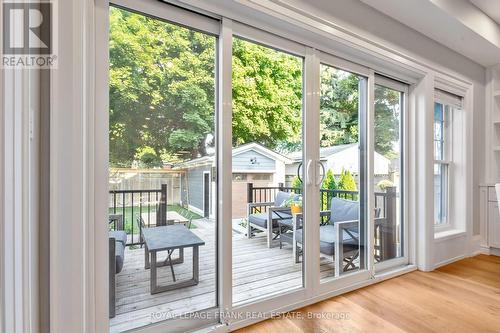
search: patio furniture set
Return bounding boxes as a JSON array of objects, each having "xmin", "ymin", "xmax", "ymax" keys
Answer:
[
  {"xmin": 109, "ymin": 190, "xmax": 371, "ymax": 318},
  {"xmin": 247, "ymin": 191, "xmax": 377, "ymax": 276}
]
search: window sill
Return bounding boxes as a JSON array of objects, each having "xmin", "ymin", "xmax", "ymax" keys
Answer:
[{"xmin": 434, "ymin": 229, "xmax": 466, "ymax": 242}]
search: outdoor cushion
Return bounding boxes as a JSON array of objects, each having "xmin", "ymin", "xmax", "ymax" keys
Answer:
[
  {"xmin": 330, "ymin": 197, "xmax": 359, "ymax": 224},
  {"xmin": 275, "ymin": 191, "xmax": 298, "ymax": 207},
  {"xmin": 249, "ymin": 211, "xmax": 293, "ymax": 229},
  {"xmin": 109, "ymin": 230, "xmax": 127, "ymax": 246},
  {"xmin": 114, "ymin": 241, "xmax": 125, "ymax": 274},
  {"xmin": 294, "ymin": 225, "xmax": 358, "ymax": 256}
]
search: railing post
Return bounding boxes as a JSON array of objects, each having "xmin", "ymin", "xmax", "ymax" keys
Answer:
[
  {"xmin": 157, "ymin": 184, "xmax": 167, "ymax": 226},
  {"xmin": 247, "ymin": 183, "xmax": 254, "ymax": 204},
  {"xmin": 278, "ymin": 182, "xmax": 284, "ymax": 191},
  {"xmin": 381, "ymin": 186, "xmax": 397, "ymax": 261}
]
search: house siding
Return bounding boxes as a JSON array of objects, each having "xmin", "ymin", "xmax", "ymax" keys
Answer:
[
  {"xmin": 184, "ymin": 165, "xmax": 211, "ymax": 211},
  {"xmin": 233, "ymin": 150, "xmax": 275, "ymax": 171}
]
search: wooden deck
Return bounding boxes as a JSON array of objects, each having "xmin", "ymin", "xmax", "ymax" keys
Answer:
[{"xmin": 110, "ymin": 219, "xmax": 336, "ymax": 332}]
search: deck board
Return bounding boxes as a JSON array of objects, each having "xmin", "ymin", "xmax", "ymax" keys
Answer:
[{"xmin": 110, "ymin": 219, "xmax": 336, "ymax": 332}]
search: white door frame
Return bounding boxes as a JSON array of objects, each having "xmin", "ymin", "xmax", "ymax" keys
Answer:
[
  {"xmin": 228, "ymin": 20, "xmax": 310, "ymax": 322},
  {"xmin": 315, "ymin": 51, "xmax": 375, "ymax": 294},
  {"xmin": 373, "ymin": 75, "xmax": 411, "ymax": 271}
]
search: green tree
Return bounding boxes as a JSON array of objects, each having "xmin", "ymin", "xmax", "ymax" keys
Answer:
[
  {"xmin": 134, "ymin": 146, "xmax": 162, "ymax": 168},
  {"xmin": 108, "ymin": 8, "xmax": 399, "ymax": 167},
  {"xmin": 109, "ymin": 8, "xmax": 216, "ymax": 166},
  {"xmin": 338, "ymin": 169, "xmax": 357, "ymax": 191},
  {"xmin": 320, "ymin": 68, "xmax": 360, "ymax": 147},
  {"xmin": 321, "ymin": 169, "xmax": 337, "ymax": 190},
  {"xmin": 232, "ymin": 38, "xmax": 303, "ymax": 149},
  {"xmin": 374, "ymin": 85, "xmax": 400, "ymax": 158},
  {"xmin": 291, "ymin": 176, "xmax": 302, "ymax": 191}
]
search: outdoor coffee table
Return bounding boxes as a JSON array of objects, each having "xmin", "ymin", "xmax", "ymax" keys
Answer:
[{"xmin": 142, "ymin": 225, "xmax": 205, "ymax": 294}]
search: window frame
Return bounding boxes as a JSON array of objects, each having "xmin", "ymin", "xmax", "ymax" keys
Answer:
[{"xmin": 433, "ymin": 100, "xmax": 454, "ymax": 230}]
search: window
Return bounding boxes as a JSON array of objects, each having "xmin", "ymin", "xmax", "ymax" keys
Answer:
[
  {"xmin": 233, "ymin": 173, "xmax": 247, "ymax": 181},
  {"xmin": 434, "ymin": 102, "xmax": 449, "ymax": 225},
  {"xmin": 433, "ymin": 88, "xmax": 461, "ymax": 227},
  {"xmin": 251, "ymin": 173, "xmax": 271, "ymax": 181}
]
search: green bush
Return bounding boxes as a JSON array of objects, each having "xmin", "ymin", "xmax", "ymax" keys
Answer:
[
  {"xmin": 291, "ymin": 175, "xmax": 302, "ymax": 192},
  {"xmin": 377, "ymin": 179, "xmax": 394, "ymax": 191},
  {"xmin": 322, "ymin": 169, "xmax": 337, "ymax": 190},
  {"xmin": 338, "ymin": 168, "xmax": 357, "ymax": 191}
]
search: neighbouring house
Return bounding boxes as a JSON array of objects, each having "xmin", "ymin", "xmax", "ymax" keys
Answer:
[
  {"xmin": 178, "ymin": 143, "xmax": 292, "ymax": 219},
  {"xmin": 285, "ymin": 143, "xmax": 393, "ymax": 187}
]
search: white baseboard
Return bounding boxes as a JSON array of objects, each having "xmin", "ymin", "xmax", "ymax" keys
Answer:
[{"xmin": 433, "ymin": 254, "xmax": 465, "ymax": 269}]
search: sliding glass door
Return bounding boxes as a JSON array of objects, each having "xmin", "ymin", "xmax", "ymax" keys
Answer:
[
  {"xmin": 104, "ymin": 2, "xmax": 411, "ymax": 331},
  {"xmin": 317, "ymin": 54, "xmax": 369, "ymax": 284},
  {"xmin": 374, "ymin": 76, "xmax": 408, "ymax": 269},
  {"xmin": 108, "ymin": 2, "xmax": 219, "ymax": 332},
  {"xmin": 230, "ymin": 31, "xmax": 306, "ymax": 306}
]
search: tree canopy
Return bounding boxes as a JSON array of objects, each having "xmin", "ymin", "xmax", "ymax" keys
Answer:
[{"xmin": 109, "ymin": 7, "xmax": 400, "ymax": 167}]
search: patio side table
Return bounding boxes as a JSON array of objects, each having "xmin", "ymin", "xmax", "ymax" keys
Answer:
[{"xmin": 142, "ymin": 225, "xmax": 205, "ymax": 294}]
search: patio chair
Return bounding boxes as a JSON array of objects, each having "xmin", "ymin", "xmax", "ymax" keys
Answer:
[
  {"xmin": 109, "ymin": 214, "xmax": 126, "ymax": 318},
  {"xmin": 247, "ymin": 191, "xmax": 299, "ymax": 248},
  {"xmin": 280, "ymin": 197, "xmax": 381, "ymax": 276}
]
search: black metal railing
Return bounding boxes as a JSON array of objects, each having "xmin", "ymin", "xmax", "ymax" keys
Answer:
[
  {"xmin": 108, "ymin": 184, "xmax": 167, "ymax": 246},
  {"xmin": 247, "ymin": 183, "xmax": 387, "ymax": 215}
]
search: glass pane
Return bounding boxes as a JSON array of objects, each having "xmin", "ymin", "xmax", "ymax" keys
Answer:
[
  {"xmin": 434, "ymin": 102, "xmax": 444, "ymax": 160},
  {"xmin": 434, "ymin": 163, "xmax": 447, "ymax": 224},
  {"xmin": 319, "ymin": 64, "xmax": 366, "ymax": 281},
  {"xmin": 108, "ymin": 6, "xmax": 217, "ymax": 331},
  {"xmin": 231, "ymin": 37, "xmax": 304, "ymax": 305},
  {"xmin": 434, "ymin": 141, "xmax": 443, "ymax": 161},
  {"xmin": 374, "ymin": 84, "xmax": 404, "ymax": 263}
]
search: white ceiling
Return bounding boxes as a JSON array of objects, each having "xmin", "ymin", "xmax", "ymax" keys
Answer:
[
  {"xmin": 470, "ymin": 0, "xmax": 500, "ymax": 25},
  {"xmin": 359, "ymin": 0, "xmax": 500, "ymax": 67}
]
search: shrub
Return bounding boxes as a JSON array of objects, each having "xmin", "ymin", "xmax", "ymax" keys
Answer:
[
  {"xmin": 322, "ymin": 169, "xmax": 337, "ymax": 190},
  {"xmin": 338, "ymin": 168, "xmax": 357, "ymax": 191},
  {"xmin": 377, "ymin": 179, "xmax": 395, "ymax": 191},
  {"xmin": 291, "ymin": 175, "xmax": 302, "ymax": 192}
]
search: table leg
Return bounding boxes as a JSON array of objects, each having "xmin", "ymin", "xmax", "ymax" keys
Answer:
[
  {"xmin": 150, "ymin": 251, "xmax": 157, "ymax": 293},
  {"xmin": 193, "ymin": 246, "xmax": 199, "ymax": 283},
  {"xmin": 144, "ymin": 244, "xmax": 150, "ymax": 269},
  {"xmin": 150, "ymin": 246, "xmax": 200, "ymax": 294}
]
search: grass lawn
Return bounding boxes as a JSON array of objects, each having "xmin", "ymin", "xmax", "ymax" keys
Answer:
[{"xmin": 109, "ymin": 204, "xmax": 201, "ymax": 234}]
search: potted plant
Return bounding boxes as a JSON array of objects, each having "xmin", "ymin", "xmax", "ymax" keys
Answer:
[{"xmin": 290, "ymin": 199, "xmax": 302, "ymax": 214}]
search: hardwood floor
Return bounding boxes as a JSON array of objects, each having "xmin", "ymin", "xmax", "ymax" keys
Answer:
[{"xmin": 235, "ymin": 255, "xmax": 500, "ymax": 333}]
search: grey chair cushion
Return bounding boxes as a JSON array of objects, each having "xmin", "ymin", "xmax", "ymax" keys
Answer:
[
  {"xmin": 109, "ymin": 230, "xmax": 127, "ymax": 246},
  {"xmin": 114, "ymin": 241, "xmax": 125, "ymax": 274},
  {"xmin": 249, "ymin": 211, "xmax": 292, "ymax": 229},
  {"xmin": 275, "ymin": 191, "xmax": 298, "ymax": 207},
  {"xmin": 330, "ymin": 197, "xmax": 359, "ymax": 224},
  {"xmin": 294, "ymin": 225, "xmax": 358, "ymax": 256}
]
